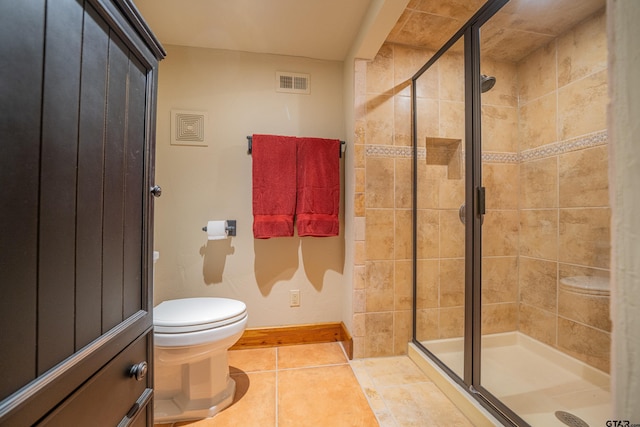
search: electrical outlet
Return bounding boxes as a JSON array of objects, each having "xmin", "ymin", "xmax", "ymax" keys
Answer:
[{"xmin": 290, "ymin": 290, "xmax": 300, "ymax": 307}]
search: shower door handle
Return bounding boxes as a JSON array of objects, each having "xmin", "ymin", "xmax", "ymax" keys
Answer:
[
  {"xmin": 459, "ymin": 187, "xmax": 486, "ymax": 225},
  {"xmin": 478, "ymin": 187, "xmax": 486, "ymax": 216}
]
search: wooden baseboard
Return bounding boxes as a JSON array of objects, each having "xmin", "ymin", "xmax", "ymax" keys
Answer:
[{"xmin": 230, "ymin": 322, "xmax": 353, "ymax": 359}]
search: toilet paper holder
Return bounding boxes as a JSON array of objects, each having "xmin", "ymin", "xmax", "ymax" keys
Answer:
[{"xmin": 202, "ymin": 220, "xmax": 236, "ymax": 236}]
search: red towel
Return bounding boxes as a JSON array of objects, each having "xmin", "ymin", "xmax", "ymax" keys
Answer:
[
  {"xmin": 296, "ymin": 137, "xmax": 340, "ymax": 237},
  {"xmin": 252, "ymin": 134, "xmax": 297, "ymax": 238}
]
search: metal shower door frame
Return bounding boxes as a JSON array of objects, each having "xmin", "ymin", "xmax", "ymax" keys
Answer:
[{"xmin": 411, "ymin": 0, "xmax": 529, "ymax": 425}]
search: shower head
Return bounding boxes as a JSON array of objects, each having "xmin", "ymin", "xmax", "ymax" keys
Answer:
[{"xmin": 481, "ymin": 74, "xmax": 496, "ymax": 93}]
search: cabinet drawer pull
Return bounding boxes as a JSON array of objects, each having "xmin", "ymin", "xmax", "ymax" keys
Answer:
[
  {"xmin": 128, "ymin": 361, "xmax": 147, "ymax": 381},
  {"xmin": 126, "ymin": 402, "xmax": 140, "ymax": 419},
  {"xmin": 117, "ymin": 388, "xmax": 153, "ymax": 427}
]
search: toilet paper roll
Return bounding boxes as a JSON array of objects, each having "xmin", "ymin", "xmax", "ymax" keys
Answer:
[{"xmin": 206, "ymin": 220, "xmax": 228, "ymax": 240}]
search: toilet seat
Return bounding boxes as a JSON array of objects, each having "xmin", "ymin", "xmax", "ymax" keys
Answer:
[{"xmin": 154, "ymin": 297, "xmax": 248, "ymax": 333}]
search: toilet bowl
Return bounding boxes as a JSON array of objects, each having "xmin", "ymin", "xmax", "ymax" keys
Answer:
[{"xmin": 153, "ymin": 297, "xmax": 248, "ymax": 423}]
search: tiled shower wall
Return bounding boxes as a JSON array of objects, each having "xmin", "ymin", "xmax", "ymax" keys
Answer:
[
  {"xmin": 352, "ymin": 44, "xmax": 435, "ymax": 358},
  {"xmin": 351, "ymin": 8, "xmax": 610, "ymax": 371},
  {"xmin": 515, "ymin": 8, "xmax": 610, "ymax": 372},
  {"xmin": 478, "ymin": 56, "xmax": 520, "ymax": 337}
]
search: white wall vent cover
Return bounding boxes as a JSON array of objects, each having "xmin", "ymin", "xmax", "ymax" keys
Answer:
[
  {"xmin": 276, "ymin": 71, "xmax": 310, "ymax": 94},
  {"xmin": 171, "ymin": 110, "xmax": 208, "ymax": 146}
]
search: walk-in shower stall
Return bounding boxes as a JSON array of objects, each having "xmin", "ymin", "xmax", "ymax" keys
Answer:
[{"xmin": 411, "ymin": 0, "xmax": 610, "ymax": 425}]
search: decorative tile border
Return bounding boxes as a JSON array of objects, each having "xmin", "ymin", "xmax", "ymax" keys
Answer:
[
  {"xmin": 520, "ymin": 130, "xmax": 608, "ymax": 162},
  {"xmin": 364, "ymin": 130, "xmax": 607, "ymax": 164},
  {"xmin": 365, "ymin": 145, "xmax": 425, "ymax": 160},
  {"xmin": 481, "ymin": 152, "xmax": 519, "ymax": 163}
]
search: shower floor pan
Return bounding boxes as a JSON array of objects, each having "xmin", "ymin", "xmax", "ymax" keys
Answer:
[{"xmin": 410, "ymin": 332, "xmax": 610, "ymax": 427}]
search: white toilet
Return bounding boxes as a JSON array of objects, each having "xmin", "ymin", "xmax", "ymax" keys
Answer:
[{"xmin": 153, "ymin": 296, "xmax": 248, "ymax": 423}]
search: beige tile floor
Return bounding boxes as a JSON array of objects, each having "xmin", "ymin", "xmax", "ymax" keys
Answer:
[{"xmin": 154, "ymin": 342, "xmax": 473, "ymax": 427}]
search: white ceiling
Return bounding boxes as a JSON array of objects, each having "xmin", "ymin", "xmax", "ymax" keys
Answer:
[
  {"xmin": 132, "ymin": 0, "xmax": 375, "ymax": 61},
  {"xmin": 133, "ymin": 0, "xmax": 606, "ymax": 63}
]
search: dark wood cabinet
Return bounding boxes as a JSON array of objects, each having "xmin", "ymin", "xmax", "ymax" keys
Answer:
[
  {"xmin": 0, "ymin": 0, "xmax": 164, "ymax": 425},
  {"xmin": 37, "ymin": 334, "xmax": 153, "ymax": 426}
]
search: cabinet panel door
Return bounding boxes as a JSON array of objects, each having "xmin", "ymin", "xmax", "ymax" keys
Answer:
[
  {"xmin": 0, "ymin": 0, "xmax": 162, "ymax": 425},
  {"xmin": 76, "ymin": 2, "xmax": 110, "ymax": 350},
  {"xmin": 0, "ymin": 0, "xmax": 44, "ymax": 401},
  {"xmin": 37, "ymin": 0, "xmax": 84, "ymax": 375}
]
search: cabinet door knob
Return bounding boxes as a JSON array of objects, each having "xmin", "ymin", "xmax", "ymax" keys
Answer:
[
  {"xmin": 129, "ymin": 361, "xmax": 148, "ymax": 381},
  {"xmin": 150, "ymin": 185, "xmax": 162, "ymax": 197}
]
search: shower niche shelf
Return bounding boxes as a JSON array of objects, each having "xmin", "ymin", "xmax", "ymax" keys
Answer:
[{"xmin": 425, "ymin": 137, "xmax": 462, "ymax": 179}]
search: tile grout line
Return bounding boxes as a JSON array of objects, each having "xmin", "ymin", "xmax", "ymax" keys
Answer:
[
  {"xmin": 278, "ymin": 361, "xmax": 349, "ymax": 372},
  {"xmin": 338, "ymin": 341, "xmax": 350, "ymax": 361},
  {"xmin": 355, "ymin": 361, "xmax": 400, "ymax": 427},
  {"xmin": 350, "ymin": 363, "xmax": 378, "ymax": 424}
]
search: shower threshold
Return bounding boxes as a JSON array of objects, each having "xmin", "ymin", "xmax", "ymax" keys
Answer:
[{"xmin": 409, "ymin": 332, "xmax": 610, "ymax": 426}]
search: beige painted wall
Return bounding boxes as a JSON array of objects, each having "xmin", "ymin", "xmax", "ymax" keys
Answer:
[{"xmin": 153, "ymin": 45, "xmax": 346, "ymax": 327}]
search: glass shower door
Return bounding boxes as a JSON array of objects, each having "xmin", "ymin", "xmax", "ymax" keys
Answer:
[
  {"xmin": 477, "ymin": 19, "xmax": 524, "ymax": 419},
  {"xmin": 412, "ymin": 0, "xmax": 611, "ymax": 425},
  {"xmin": 414, "ymin": 37, "xmax": 467, "ymax": 380},
  {"xmin": 477, "ymin": 1, "xmax": 611, "ymax": 425}
]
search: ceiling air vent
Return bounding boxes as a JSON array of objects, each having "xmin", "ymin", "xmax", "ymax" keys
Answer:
[
  {"xmin": 276, "ymin": 71, "xmax": 310, "ymax": 94},
  {"xmin": 170, "ymin": 110, "xmax": 208, "ymax": 146}
]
